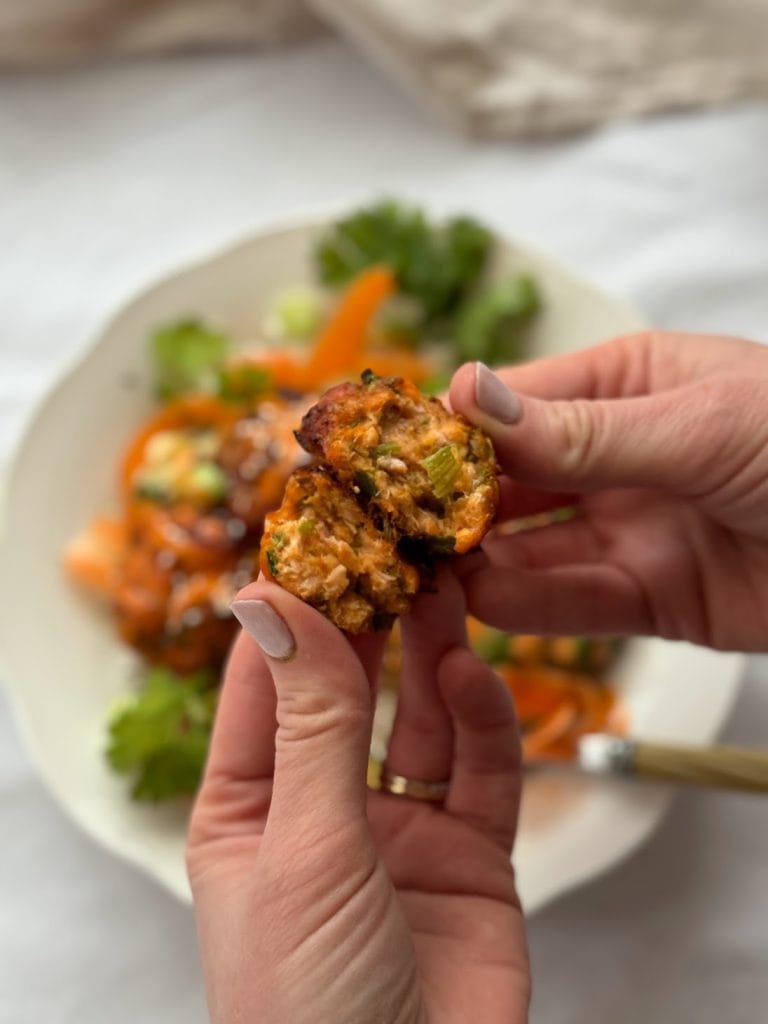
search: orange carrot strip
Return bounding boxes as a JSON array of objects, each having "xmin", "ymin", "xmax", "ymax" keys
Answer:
[
  {"xmin": 521, "ymin": 703, "xmax": 580, "ymax": 760},
  {"xmin": 301, "ymin": 266, "xmax": 396, "ymax": 388},
  {"xmin": 501, "ymin": 663, "xmax": 623, "ymax": 761},
  {"xmin": 246, "ymin": 268, "xmax": 424, "ymax": 392},
  {"xmin": 63, "ymin": 517, "xmax": 127, "ymax": 598},
  {"xmin": 242, "ymin": 352, "xmax": 308, "ymax": 392}
]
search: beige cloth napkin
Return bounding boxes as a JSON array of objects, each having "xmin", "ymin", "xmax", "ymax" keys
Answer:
[
  {"xmin": 0, "ymin": 0, "xmax": 319, "ymax": 64},
  {"xmin": 4, "ymin": 0, "xmax": 768, "ymax": 136},
  {"xmin": 310, "ymin": 0, "xmax": 768, "ymax": 136}
]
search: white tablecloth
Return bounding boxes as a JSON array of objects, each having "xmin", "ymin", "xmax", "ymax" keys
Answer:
[{"xmin": 1, "ymin": 39, "xmax": 767, "ymax": 1024}]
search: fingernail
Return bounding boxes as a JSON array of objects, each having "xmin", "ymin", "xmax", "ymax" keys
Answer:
[
  {"xmin": 231, "ymin": 599, "xmax": 295, "ymax": 660},
  {"xmin": 475, "ymin": 363, "xmax": 522, "ymax": 425}
]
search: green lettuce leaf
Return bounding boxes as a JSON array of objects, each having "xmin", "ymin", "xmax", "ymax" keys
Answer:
[{"xmin": 315, "ymin": 200, "xmax": 493, "ymax": 329}]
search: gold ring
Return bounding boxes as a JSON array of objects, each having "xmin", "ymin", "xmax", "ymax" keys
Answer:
[{"xmin": 378, "ymin": 769, "xmax": 450, "ymax": 803}]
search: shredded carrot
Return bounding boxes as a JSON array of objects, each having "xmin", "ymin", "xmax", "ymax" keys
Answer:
[
  {"xmin": 301, "ymin": 265, "xmax": 396, "ymax": 388},
  {"xmin": 222, "ymin": 348, "xmax": 431, "ymax": 393},
  {"xmin": 221, "ymin": 268, "xmax": 421, "ymax": 392},
  {"xmin": 522, "ymin": 703, "xmax": 580, "ymax": 759},
  {"xmin": 501, "ymin": 663, "xmax": 623, "ymax": 762},
  {"xmin": 63, "ymin": 518, "xmax": 128, "ymax": 598},
  {"xmin": 243, "ymin": 351, "xmax": 309, "ymax": 392}
]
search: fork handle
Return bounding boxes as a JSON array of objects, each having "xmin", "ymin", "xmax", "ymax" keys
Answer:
[{"xmin": 633, "ymin": 740, "xmax": 768, "ymax": 793}]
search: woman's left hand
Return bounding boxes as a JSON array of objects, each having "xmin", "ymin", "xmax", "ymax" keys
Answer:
[{"xmin": 187, "ymin": 571, "xmax": 529, "ymax": 1024}]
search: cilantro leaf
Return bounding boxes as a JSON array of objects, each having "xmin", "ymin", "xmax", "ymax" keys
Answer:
[
  {"xmin": 151, "ymin": 318, "xmax": 231, "ymax": 400},
  {"xmin": 314, "ymin": 200, "xmax": 493, "ymax": 330},
  {"xmin": 217, "ymin": 362, "xmax": 272, "ymax": 404},
  {"xmin": 106, "ymin": 667, "xmax": 218, "ymax": 801}
]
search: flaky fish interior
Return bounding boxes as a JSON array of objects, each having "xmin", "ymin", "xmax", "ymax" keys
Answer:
[{"xmin": 260, "ymin": 466, "xmax": 420, "ymax": 633}]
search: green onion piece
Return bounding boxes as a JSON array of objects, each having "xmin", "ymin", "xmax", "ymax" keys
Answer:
[
  {"xmin": 373, "ymin": 443, "xmax": 400, "ymax": 458},
  {"xmin": 266, "ymin": 548, "xmax": 279, "ymax": 577},
  {"xmin": 429, "ymin": 535, "xmax": 456, "ymax": 555},
  {"xmin": 298, "ymin": 518, "xmax": 316, "ymax": 537},
  {"xmin": 353, "ymin": 470, "xmax": 379, "ymax": 499},
  {"xmin": 422, "ymin": 444, "xmax": 459, "ymax": 501},
  {"xmin": 185, "ymin": 463, "xmax": 229, "ymax": 504},
  {"xmin": 134, "ymin": 468, "xmax": 175, "ymax": 504},
  {"xmin": 272, "ymin": 287, "xmax": 326, "ymax": 340},
  {"xmin": 135, "ymin": 482, "xmax": 171, "ymax": 505}
]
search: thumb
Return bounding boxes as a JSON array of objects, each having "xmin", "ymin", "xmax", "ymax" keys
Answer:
[
  {"xmin": 231, "ymin": 578, "xmax": 376, "ymax": 835},
  {"xmin": 450, "ymin": 361, "xmax": 734, "ymax": 496}
]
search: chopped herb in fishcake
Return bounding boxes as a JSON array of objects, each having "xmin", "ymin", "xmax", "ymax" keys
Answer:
[{"xmin": 260, "ymin": 467, "xmax": 419, "ymax": 634}]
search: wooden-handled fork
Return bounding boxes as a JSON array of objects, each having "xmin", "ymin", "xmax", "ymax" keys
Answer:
[{"xmin": 576, "ymin": 734, "xmax": 768, "ymax": 793}]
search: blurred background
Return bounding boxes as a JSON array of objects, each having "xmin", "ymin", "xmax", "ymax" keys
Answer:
[{"xmin": 1, "ymin": 3, "xmax": 768, "ymax": 1023}]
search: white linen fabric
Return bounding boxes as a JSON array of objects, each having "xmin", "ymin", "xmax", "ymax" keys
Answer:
[
  {"xmin": 1, "ymin": 40, "xmax": 767, "ymax": 1024},
  {"xmin": 3, "ymin": 1, "xmax": 768, "ymax": 136}
]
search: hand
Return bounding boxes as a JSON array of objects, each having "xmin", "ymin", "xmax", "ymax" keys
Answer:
[
  {"xmin": 449, "ymin": 331, "xmax": 768, "ymax": 651},
  {"xmin": 187, "ymin": 571, "xmax": 529, "ymax": 1024}
]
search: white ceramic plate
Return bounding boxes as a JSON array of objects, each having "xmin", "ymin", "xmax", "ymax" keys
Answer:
[{"xmin": 0, "ymin": 216, "xmax": 744, "ymax": 913}]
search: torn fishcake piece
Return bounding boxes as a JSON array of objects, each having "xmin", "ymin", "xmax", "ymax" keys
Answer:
[
  {"xmin": 296, "ymin": 372, "xmax": 498, "ymax": 554},
  {"xmin": 260, "ymin": 467, "xmax": 420, "ymax": 633}
]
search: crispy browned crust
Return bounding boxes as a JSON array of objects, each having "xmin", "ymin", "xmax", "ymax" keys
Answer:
[
  {"xmin": 296, "ymin": 374, "xmax": 498, "ymax": 554},
  {"xmin": 260, "ymin": 467, "xmax": 420, "ymax": 633},
  {"xmin": 295, "ymin": 381, "xmax": 359, "ymax": 456}
]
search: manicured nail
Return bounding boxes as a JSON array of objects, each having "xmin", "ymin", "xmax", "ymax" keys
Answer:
[
  {"xmin": 231, "ymin": 599, "xmax": 295, "ymax": 660},
  {"xmin": 475, "ymin": 363, "xmax": 522, "ymax": 424}
]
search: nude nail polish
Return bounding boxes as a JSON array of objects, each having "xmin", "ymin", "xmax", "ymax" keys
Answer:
[
  {"xmin": 475, "ymin": 363, "xmax": 522, "ymax": 425},
  {"xmin": 231, "ymin": 599, "xmax": 295, "ymax": 660}
]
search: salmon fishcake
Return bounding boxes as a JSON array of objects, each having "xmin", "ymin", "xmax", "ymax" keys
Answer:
[
  {"xmin": 296, "ymin": 371, "xmax": 498, "ymax": 555},
  {"xmin": 217, "ymin": 398, "xmax": 310, "ymax": 530},
  {"xmin": 260, "ymin": 467, "xmax": 420, "ymax": 633}
]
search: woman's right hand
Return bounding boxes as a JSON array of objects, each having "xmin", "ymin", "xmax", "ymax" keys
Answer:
[{"xmin": 448, "ymin": 331, "xmax": 768, "ymax": 651}]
